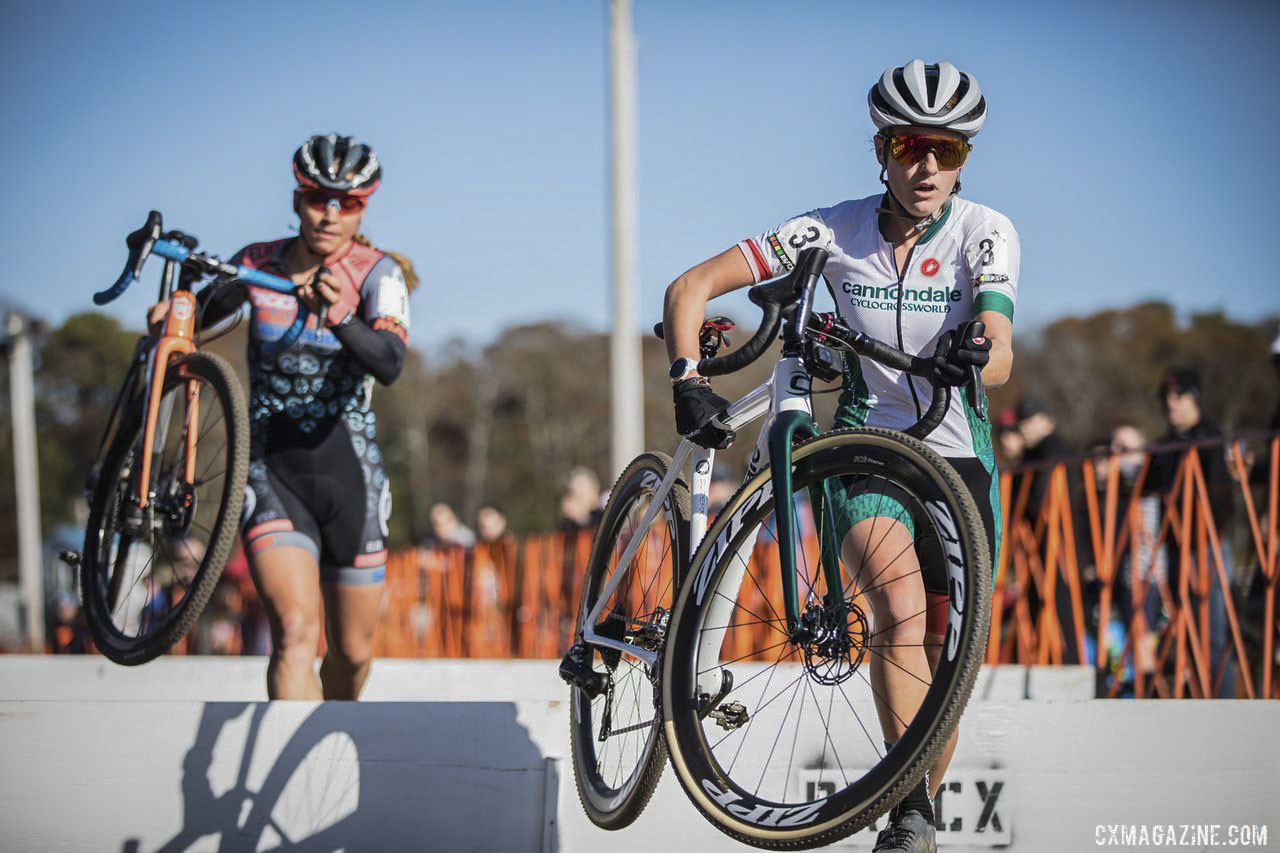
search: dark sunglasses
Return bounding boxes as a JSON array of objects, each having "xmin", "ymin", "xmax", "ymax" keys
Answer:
[
  {"xmin": 298, "ymin": 190, "xmax": 366, "ymax": 214},
  {"xmin": 885, "ymin": 133, "xmax": 972, "ymax": 170}
]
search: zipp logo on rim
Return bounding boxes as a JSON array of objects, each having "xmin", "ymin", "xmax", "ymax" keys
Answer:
[
  {"xmin": 700, "ymin": 778, "xmax": 826, "ymax": 828},
  {"xmin": 924, "ymin": 499, "xmax": 966, "ymax": 661},
  {"xmin": 693, "ymin": 480, "xmax": 773, "ymax": 605}
]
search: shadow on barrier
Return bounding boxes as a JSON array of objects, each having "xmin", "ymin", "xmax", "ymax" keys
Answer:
[{"xmin": 126, "ymin": 701, "xmax": 558, "ymax": 853}]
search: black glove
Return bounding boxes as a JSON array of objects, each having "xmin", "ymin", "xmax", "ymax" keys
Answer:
[
  {"xmin": 673, "ymin": 377, "xmax": 736, "ymax": 450},
  {"xmin": 923, "ymin": 321, "xmax": 991, "ymax": 388}
]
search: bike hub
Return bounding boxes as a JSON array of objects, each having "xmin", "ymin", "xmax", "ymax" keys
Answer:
[{"xmin": 794, "ymin": 601, "xmax": 869, "ymax": 686}]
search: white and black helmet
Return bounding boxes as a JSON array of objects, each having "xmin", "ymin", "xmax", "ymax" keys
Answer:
[
  {"xmin": 868, "ymin": 60, "xmax": 986, "ymax": 138},
  {"xmin": 292, "ymin": 133, "xmax": 382, "ymax": 197}
]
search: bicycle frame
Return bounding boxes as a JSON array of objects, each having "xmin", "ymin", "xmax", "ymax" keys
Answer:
[
  {"xmin": 581, "ymin": 353, "xmax": 817, "ymax": 668},
  {"xmin": 581, "ymin": 245, "xmax": 974, "ymax": 672},
  {"xmin": 92, "ymin": 212, "xmax": 306, "ymax": 513}
]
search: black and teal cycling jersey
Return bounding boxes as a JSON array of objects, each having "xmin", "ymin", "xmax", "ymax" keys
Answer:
[{"xmin": 204, "ymin": 237, "xmax": 411, "ymax": 584}]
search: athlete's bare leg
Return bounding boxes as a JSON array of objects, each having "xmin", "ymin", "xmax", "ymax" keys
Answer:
[
  {"xmin": 842, "ymin": 519, "xmax": 960, "ymax": 797},
  {"xmin": 844, "ymin": 517, "xmax": 930, "ymax": 742},
  {"xmin": 923, "ymin": 637, "xmax": 958, "ymax": 796},
  {"xmin": 249, "ymin": 547, "xmax": 323, "ymax": 700},
  {"xmin": 319, "ymin": 581, "xmax": 385, "ymax": 700}
]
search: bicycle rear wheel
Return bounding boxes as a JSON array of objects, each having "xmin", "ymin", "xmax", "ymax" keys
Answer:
[
  {"xmin": 662, "ymin": 428, "xmax": 991, "ymax": 849},
  {"xmin": 567, "ymin": 452, "xmax": 690, "ymax": 829},
  {"xmin": 81, "ymin": 350, "xmax": 249, "ymax": 665}
]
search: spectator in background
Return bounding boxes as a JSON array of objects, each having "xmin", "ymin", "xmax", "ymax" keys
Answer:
[
  {"xmin": 426, "ymin": 502, "xmax": 476, "ymax": 548},
  {"xmin": 995, "ymin": 408, "xmax": 1024, "ymax": 466},
  {"xmin": 1271, "ymin": 325, "xmax": 1280, "ymax": 431},
  {"xmin": 1146, "ymin": 366, "xmax": 1237, "ymax": 697},
  {"xmin": 1088, "ymin": 424, "xmax": 1166, "ymax": 692},
  {"xmin": 476, "ymin": 505, "xmax": 510, "ymax": 544},
  {"xmin": 50, "ymin": 592, "xmax": 91, "ymax": 653},
  {"xmin": 1014, "ymin": 394, "xmax": 1086, "ymax": 662},
  {"xmin": 191, "ymin": 580, "xmax": 245, "ymax": 656},
  {"xmin": 1016, "ymin": 394, "xmax": 1074, "ymax": 521},
  {"xmin": 558, "ymin": 466, "xmax": 603, "ymax": 531}
]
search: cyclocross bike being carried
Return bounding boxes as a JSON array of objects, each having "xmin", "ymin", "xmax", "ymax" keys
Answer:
[
  {"xmin": 67, "ymin": 210, "xmax": 313, "ymax": 666},
  {"xmin": 560, "ymin": 247, "xmax": 993, "ymax": 848}
]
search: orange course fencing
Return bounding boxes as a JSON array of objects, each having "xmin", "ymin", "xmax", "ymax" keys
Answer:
[
  {"xmin": 990, "ymin": 433, "xmax": 1279, "ymax": 699},
  {"xmin": 373, "ymin": 434, "xmax": 1280, "ymax": 699}
]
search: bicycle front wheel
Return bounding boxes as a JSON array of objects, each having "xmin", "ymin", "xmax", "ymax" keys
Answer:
[
  {"xmin": 568, "ymin": 452, "xmax": 690, "ymax": 829},
  {"xmin": 662, "ymin": 428, "xmax": 991, "ymax": 849},
  {"xmin": 81, "ymin": 350, "xmax": 249, "ymax": 665}
]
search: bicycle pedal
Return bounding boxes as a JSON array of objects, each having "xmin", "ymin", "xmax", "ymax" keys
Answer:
[
  {"xmin": 708, "ymin": 701, "xmax": 749, "ymax": 731},
  {"xmin": 59, "ymin": 550, "xmax": 82, "ymax": 568},
  {"xmin": 558, "ymin": 643, "xmax": 609, "ymax": 699}
]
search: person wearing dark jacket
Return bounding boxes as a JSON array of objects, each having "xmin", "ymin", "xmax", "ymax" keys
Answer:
[
  {"xmin": 1014, "ymin": 394, "xmax": 1089, "ymax": 663},
  {"xmin": 1146, "ymin": 367, "xmax": 1237, "ymax": 697}
]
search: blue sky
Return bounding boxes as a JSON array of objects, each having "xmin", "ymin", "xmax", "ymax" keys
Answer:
[{"xmin": 2, "ymin": 0, "xmax": 1277, "ymax": 351}]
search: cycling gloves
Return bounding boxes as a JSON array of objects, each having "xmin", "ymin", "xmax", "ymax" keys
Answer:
[
  {"xmin": 673, "ymin": 377, "xmax": 735, "ymax": 450},
  {"xmin": 922, "ymin": 320, "xmax": 990, "ymax": 388}
]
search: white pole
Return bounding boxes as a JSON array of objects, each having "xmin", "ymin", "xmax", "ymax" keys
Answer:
[
  {"xmin": 7, "ymin": 313, "xmax": 44, "ymax": 652},
  {"xmin": 609, "ymin": 0, "xmax": 644, "ymax": 478}
]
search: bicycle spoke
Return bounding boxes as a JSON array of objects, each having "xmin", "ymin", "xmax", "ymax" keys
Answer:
[
  {"xmin": 839, "ymin": 676, "xmax": 887, "ymax": 759},
  {"xmin": 855, "ymin": 666, "xmax": 912, "ymax": 732},
  {"xmin": 860, "ymin": 641, "xmax": 934, "ymax": 689},
  {"xmin": 709, "ymin": 589, "xmax": 789, "ymax": 642},
  {"xmin": 782, "ymin": 671, "xmax": 808, "ymax": 801},
  {"xmin": 804, "ymin": 677, "xmax": 850, "ymax": 792},
  {"xmin": 697, "ymin": 635, "xmax": 792, "ymax": 675},
  {"xmin": 753, "ymin": 672, "xmax": 805, "ymax": 797}
]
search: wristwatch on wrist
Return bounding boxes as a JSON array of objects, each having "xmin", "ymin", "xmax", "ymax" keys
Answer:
[
  {"xmin": 330, "ymin": 310, "xmax": 357, "ymax": 330},
  {"xmin": 669, "ymin": 357, "xmax": 699, "ymax": 383}
]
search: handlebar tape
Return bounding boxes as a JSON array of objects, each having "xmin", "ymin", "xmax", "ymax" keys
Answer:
[{"xmin": 94, "ymin": 211, "xmax": 162, "ymax": 305}]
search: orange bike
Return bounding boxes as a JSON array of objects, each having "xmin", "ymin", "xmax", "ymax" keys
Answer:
[{"xmin": 73, "ymin": 211, "xmax": 310, "ymax": 664}]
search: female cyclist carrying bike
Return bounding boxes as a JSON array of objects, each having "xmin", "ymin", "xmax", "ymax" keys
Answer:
[
  {"xmin": 663, "ymin": 61, "xmax": 1018, "ymax": 853},
  {"xmin": 149, "ymin": 134, "xmax": 417, "ymax": 699}
]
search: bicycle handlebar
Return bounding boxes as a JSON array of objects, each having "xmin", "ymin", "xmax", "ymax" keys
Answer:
[
  {"xmin": 809, "ymin": 313, "xmax": 987, "ymax": 439},
  {"xmin": 696, "ymin": 247, "xmax": 829, "ymax": 377},
  {"xmin": 688, "ymin": 245, "xmax": 986, "ymax": 439},
  {"xmin": 94, "ymin": 211, "xmax": 310, "ymax": 353}
]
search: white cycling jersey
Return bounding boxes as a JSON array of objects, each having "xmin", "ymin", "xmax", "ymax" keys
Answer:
[{"xmin": 737, "ymin": 193, "xmax": 1019, "ymax": 458}]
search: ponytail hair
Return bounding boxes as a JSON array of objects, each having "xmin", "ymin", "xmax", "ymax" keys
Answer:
[{"xmin": 354, "ymin": 233, "xmax": 420, "ymax": 293}]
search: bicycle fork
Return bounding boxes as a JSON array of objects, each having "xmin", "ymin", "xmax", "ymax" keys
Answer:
[
  {"xmin": 134, "ymin": 291, "xmax": 199, "ymax": 512},
  {"xmin": 693, "ymin": 357, "xmax": 844, "ymax": 698}
]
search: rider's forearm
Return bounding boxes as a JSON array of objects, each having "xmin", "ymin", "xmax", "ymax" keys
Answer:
[
  {"xmin": 982, "ymin": 346, "xmax": 1012, "ymax": 389},
  {"xmin": 663, "ymin": 272, "xmax": 713, "ymax": 364},
  {"xmin": 332, "ymin": 318, "xmax": 406, "ymax": 385},
  {"xmin": 663, "ymin": 247, "xmax": 758, "ymax": 366},
  {"xmin": 977, "ymin": 310, "xmax": 1013, "ymax": 389}
]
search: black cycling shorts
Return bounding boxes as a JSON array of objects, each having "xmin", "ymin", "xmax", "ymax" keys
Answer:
[{"xmin": 242, "ymin": 410, "xmax": 390, "ymax": 585}]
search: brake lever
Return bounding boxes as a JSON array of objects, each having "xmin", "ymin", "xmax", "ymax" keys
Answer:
[
  {"xmin": 962, "ymin": 319, "xmax": 987, "ymax": 421},
  {"xmin": 967, "ymin": 364, "xmax": 986, "ymax": 420}
]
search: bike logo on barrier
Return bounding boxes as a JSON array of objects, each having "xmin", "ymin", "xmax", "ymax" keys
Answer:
[
  {"xmin": 701, "ymin": 778, "xmax": 826, "ymax": 828},
  {"xmin": 794, "ymin": 768, "xmax": 1009, "ymax": 844},
  {"xmin": 693, "ymin": 480, "xmax": 773, "ymax": 605}
]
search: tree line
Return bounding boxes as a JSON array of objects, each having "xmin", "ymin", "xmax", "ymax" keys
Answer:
[{"xmin": 1, "ymin": 300, "xmax": 1277, "ymax": 577}]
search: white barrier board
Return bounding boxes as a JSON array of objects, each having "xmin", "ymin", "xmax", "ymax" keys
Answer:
[{"xmin": 1, "ymin": 659, "xmax": 1275, "ymax": 852}]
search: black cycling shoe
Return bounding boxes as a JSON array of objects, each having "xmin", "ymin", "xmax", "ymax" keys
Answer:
[{"xmin": 871, "ymin": 809, "xmax": 936, "ymax": 853}]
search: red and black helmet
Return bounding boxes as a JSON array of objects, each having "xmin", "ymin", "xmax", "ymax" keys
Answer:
[{"xmin": 292, "ymin": 134, "xmax": 382, "ymax": 197}]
